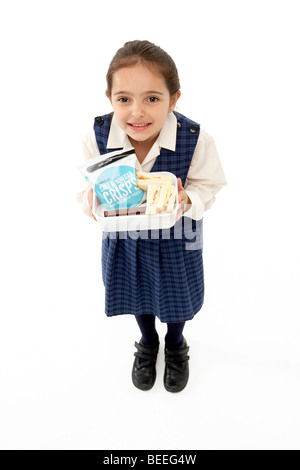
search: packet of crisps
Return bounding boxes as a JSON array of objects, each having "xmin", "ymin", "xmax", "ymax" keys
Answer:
[{"xmin": 79, "ymin": 148, "xmax": 146, "ymax": 210}]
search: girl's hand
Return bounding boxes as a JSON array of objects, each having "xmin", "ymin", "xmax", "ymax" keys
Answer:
[
  {"xmin": 87, "ymin": 188, "xmax": 97, "ymax": 221},
  {"xmin": 176, "ymin": 178, "xmax": 191, "ymax": 222}
]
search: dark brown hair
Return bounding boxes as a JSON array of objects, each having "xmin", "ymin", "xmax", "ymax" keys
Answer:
[{"xmin": 106, "ymin": 40, "xmax": 180, "ymax": 97}]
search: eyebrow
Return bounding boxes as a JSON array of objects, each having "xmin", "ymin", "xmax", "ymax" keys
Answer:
[{"xmin": 113, "ymin": 90, "xmax": 165, "ymax": 96}]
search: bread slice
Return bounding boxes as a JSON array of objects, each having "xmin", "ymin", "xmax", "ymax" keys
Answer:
[
  {"xmin": 145, "ymin": 184, "xmax": 161, "ymax": 215},
  {"xmin": 136, "ymin": 170, "xmax": 171, "ymax": 191},
  {"xmin": 166, "ymin": 185, "xmax": 176, "ymax": 212},
  {"xmin": 156, "ymin": 185, "xmax": 169, "ymax": 212}
]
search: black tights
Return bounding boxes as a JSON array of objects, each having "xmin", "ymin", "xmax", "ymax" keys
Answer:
[{"xmin": 135, "ymin": 314, "xmax": 185, "ymax": 349}]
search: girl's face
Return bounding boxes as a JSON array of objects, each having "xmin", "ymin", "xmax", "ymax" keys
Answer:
[{"xmin": 108, "ymin": 63, "xmax": 181, "ymax": 148}]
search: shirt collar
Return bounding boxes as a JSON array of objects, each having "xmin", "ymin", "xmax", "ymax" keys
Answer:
[{"xmin": 107, "ymin": 112, "xmax": 177, "ymax": 152}]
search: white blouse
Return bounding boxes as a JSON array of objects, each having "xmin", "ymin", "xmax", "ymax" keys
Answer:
[{"xmin": 77, "ymin": 112, "xmax": 227, "ymax": 220}]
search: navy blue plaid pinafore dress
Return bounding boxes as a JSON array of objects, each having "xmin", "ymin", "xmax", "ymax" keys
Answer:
[{"xmin": 94, "ymin": 112, "xmax": 204, "ymax": 323}]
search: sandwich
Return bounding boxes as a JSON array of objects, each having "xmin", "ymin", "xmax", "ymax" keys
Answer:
[
  {"xmin": 136, "ymin": 170, "xmax": 171, "ymax": 191},
  {"xmin": 144, "ymin": 183, "xmax": 176, "ymax": 215},
  {"xmin": 146, "ymin": 184, "xmax": 161, "ymax": 215},
  {"xmin": 136, "ymin": 171, "xmax": 176, "ymax": 215},
  {"xmin": 164, "ymin": 185, "xmax": 176, "ymax": 213}
]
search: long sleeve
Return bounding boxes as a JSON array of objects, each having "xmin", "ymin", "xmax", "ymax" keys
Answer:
[
  {"xmin": 183, "ymin": 129, "xmax": 227, "ymax": 220},
  {"xmin": 76, "ymin": 131, "xmax": 101, "ymax": 217}
]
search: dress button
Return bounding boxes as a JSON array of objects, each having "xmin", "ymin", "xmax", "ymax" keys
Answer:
[
  {"xmin": 189, "ymin": 125, "xmax": 198, "ymax": 134},
  {"xmin": 95, "ymin": 116, "xmax": 104, "ymax": 125},
  {"xmin": 177, "ymin": 121, "xmax": 182, "ymax": 129}
]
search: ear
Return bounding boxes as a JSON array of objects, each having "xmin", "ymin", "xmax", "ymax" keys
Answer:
[
  {"xmin": 168, "ymin": 90, "xmax": 181, "ymax": 113},
  {"xmin": 106, "ymin": 91, "xmax": 112, "ymax": 104}
]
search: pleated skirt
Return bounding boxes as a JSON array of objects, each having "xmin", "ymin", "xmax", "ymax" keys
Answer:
[{"xmin": 101, "ymin": 219, "xmax": 204, "ymax": 323}]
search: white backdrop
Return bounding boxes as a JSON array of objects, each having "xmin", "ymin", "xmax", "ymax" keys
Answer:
[{"xmin": 1, "ymin": 0, "xmax": 300, "ymax": 450}]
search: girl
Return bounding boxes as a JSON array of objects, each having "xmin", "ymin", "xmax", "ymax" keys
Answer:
[{"xmin": 77, "ymin": 40, "xmax": 227, "ymax": 393}]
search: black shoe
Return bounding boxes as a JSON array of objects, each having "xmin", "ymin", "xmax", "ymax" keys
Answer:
[
  {"xmin": 132, "ymin": 340, "xmax": 159, "ymax": 391},
  {"xmin": 164, "ymin": 338, "xmax": 190, "ymax": 393}
]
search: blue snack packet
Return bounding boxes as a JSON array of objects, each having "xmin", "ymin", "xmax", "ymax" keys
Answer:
[{"xmin": 79, "ymin": 148, "xmax": 145, "ymax": 210}]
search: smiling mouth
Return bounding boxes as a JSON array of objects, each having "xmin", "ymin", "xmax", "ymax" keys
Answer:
[{"xmin": 128, "ymin": 123, "xmax": 151, "ymax": 128}]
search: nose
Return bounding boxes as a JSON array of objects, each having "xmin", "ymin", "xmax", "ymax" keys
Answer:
[{"xmin": 131, "ymin": 101, "xmax": 144, "ymax": 118}]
